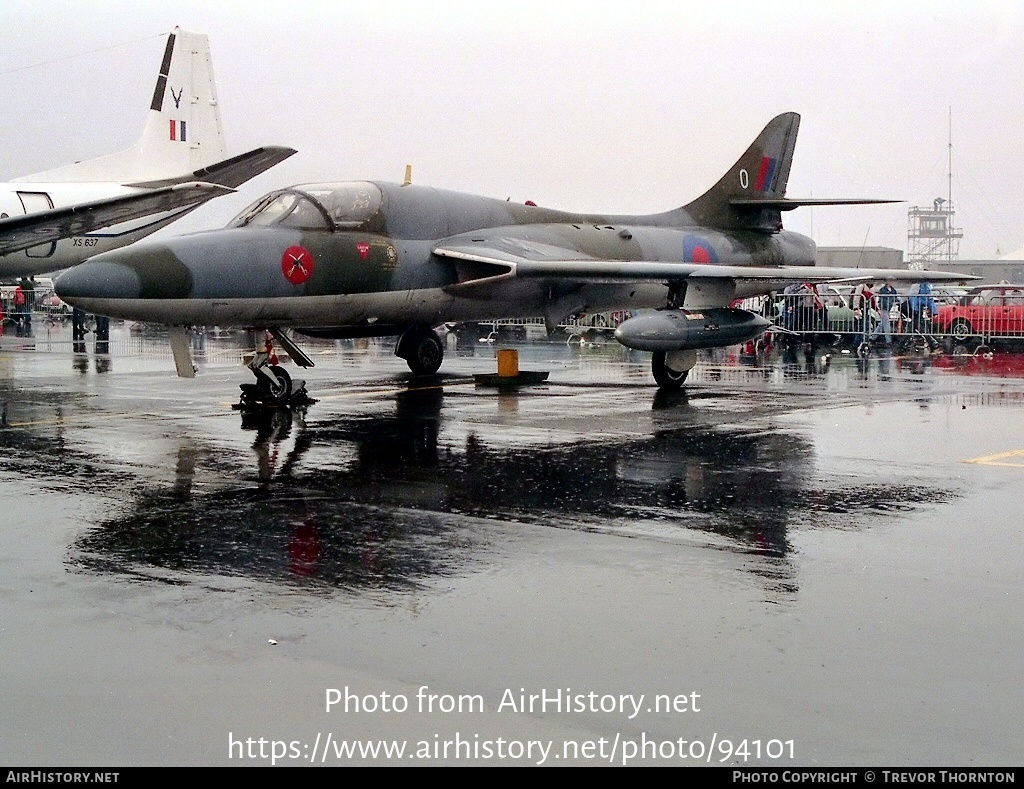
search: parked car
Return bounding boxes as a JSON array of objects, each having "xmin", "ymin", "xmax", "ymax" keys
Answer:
[{"xmin": 933, "ymin": 284, "xmax": 1024, "ymax": 347}]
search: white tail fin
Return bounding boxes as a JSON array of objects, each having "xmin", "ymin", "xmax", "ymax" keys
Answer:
[{"xmin": 14, "ymin": 28, "xmax": 227, "ymax": 184}]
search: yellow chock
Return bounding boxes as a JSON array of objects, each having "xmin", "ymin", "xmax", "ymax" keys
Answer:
[{"xmin": 497, "ymin": 348, "xmax": 519, "ymax": 378}]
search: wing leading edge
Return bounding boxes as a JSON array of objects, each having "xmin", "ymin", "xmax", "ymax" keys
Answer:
[{"xmin": 127, "ymin": 145, "xmax": 297, "ymax": 189}]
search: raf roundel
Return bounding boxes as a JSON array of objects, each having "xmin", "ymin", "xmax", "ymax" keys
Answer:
[
  {"xmin": 682, "ymin": 235, "xmax": 719, "ymax": 264},
  {"xmin": 281, "ymin": 245, "xmax": 314, "ymax": 285}
]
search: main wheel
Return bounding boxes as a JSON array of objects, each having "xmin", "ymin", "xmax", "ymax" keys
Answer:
[
  {"xmin": 257, "ymin": 364, "xmax": 292, "ymax": 402},
  {"xmin": 950, "ymin": 319, "xmax": 974, "ymax": 342},
  {"xmin": 406, "ymin": 330, "xmax": 444, "ymax": 375},
  {"xmin": 652, "ymin": 351, "xmax": 690, "ymax": 389}
]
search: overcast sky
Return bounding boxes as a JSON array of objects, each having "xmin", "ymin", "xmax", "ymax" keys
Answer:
[{"xmin": 1, "ymin": 0, "xmax": 1022, "ymax": 258}]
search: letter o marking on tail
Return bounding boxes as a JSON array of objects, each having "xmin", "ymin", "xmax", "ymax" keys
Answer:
[
  {"xmin": 282, "ymin": 245, "xmax": 314, "ymax": 285},
  {"xmin": 739, "ymin": 169, "xmax": 749, "ymax": 189}
]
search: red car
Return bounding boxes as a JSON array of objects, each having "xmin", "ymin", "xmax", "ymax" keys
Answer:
[{"xmin": 934, "ymin": 285, "xmax": 1024, "ymax": 345}]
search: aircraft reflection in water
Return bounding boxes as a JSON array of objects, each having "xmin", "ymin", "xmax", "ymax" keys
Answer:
[{"xmin": 67, "ymin": 387, "xmax": 953, "ymax": 599}]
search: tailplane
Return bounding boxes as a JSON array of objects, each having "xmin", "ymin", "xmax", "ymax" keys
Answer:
[{"xmin": 14, "ymin": 28, "xmax": 226, "ymax": 184}]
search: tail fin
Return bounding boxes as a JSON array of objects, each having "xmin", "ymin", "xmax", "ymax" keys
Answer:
[
  {"xmin": 15, "ymin": 28, "xmax": 227, "ymax": 184},
  {"xmin": 680, "ymin": 112, "xmax": 800, "ymax": 232}
]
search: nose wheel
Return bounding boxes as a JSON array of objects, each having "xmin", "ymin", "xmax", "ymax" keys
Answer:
[
  {"xmin": 238, "ymin": 330, "xmax": 316, "ymax": 410},
  {"xmin": 256, "ymin": 364, "xmax": 293, "ymax": 402}
]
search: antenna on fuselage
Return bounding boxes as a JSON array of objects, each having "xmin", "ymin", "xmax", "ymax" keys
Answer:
[{"xmin": 402, "ymin": 164, "xmax": 412, "ymax": 186}]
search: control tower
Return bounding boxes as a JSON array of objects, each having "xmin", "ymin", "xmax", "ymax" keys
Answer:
[
  {"xmin": 907, "ymin": 110, "xmax": 962, "ymax": 270},
  {"xmin": 906, "ymin": 197, "xmax": 962, "ymax": 270}
]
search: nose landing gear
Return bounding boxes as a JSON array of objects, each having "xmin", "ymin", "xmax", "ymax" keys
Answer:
[{"xmin": 238, "ymin": 329, "xmax": 317, "ymax": 409}]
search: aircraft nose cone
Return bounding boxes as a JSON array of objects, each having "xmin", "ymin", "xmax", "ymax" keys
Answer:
[{"xmin": 55, "ymin": 260, "xmax": 142, "ymax": 303}]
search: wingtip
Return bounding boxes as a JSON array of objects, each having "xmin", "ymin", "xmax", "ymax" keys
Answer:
[{"xmin": 261, "ymin": 145, "xmax": 299, "ymax": 162}]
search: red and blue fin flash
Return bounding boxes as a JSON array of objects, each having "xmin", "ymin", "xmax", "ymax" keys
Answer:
[
  {"xmin": 754, "ymin": 155, "xmax": 777, "ymax": 192},
  {"xmin": 169, "ymin": 120, "xmax": 187, "ymax": 142}
]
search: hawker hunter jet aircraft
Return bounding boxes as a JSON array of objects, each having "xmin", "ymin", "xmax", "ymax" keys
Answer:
[
  {"xmin": 0, "ymin": 27, "xmax": 295, "ymax": 277},
  {"xmin": 56, "ymin": 112, "xmax": 970, "ymax": 395}
]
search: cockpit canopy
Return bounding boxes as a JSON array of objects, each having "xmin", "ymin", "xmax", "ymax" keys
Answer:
[{"xmin": 228, "ymin": 182, "xmax": 383, "ymax": 232}]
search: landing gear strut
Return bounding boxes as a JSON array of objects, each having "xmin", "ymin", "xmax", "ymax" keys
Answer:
[
  {"xmin": 651, "ymin": 349, "xmax": 697, "ymax": 390},
  {"xmin": 395, "ymin": 325, "xmax": 444, "ymax": 375}
]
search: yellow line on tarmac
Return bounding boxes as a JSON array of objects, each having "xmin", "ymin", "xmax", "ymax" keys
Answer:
[{"xmin": 962, "ymin": 449, "xmax": 1024, "ymax": 467}]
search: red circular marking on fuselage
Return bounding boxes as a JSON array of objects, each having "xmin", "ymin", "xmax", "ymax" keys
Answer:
[
  {"xmin": 281, "ymin": 245, "xmax": 314, "ymax": 285},
  {"xmin": 692, "ymin": 247, "xmax": 712, "ymax": 264}
]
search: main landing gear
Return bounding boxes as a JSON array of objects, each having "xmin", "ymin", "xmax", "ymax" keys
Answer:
[
  {"xmin": 395, "ymin": 325, "xmax": 444, "ymax": 375},
  {"xmin": 238, "ymin": 330, "xmax": 317, "ymax": 409},
  {"xmin": 651, "ymin": 349, "xmax": 697, "ymax": 390}
]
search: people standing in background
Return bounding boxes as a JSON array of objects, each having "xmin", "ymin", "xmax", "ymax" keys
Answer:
[
  {"xmin": 12, "ymin": 284, "xmax": 27, "ymax": 335},
  {"xmin": 19, "ymin": 276, "xmax": 34, "ymax": 334},
  {"xmin": 851, "ymin": 279, "xmax": 877, "ymax": 351},
  {"xmin": 873, "ymin": 279, "xmax": 898, "ymax": 346},
  {"xmin": 907, "ymin": 281, "xmax": 940, "ymax": 351}
]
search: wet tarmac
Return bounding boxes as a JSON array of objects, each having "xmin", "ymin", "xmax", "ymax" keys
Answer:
[{"xmin": 2, "ymin": 324, "xmax": 1023, "ymax": 766}]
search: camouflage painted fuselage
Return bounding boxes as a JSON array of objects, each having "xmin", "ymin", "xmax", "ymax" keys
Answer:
[{"xmin": 56, "ymin": 180, "xmax": 815, "ymax": 331}]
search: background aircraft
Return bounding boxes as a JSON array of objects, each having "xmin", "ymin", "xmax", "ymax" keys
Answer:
[
  {"xmin": 0, "ymin": 27, "xmax": 294, "ymax": 278},
  {"xmin": 56, "ymin": 112, "xmax": 972, "ymax": 395}
]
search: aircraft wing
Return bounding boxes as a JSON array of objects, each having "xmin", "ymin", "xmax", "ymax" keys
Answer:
[
  {"xmin": 127, "ymin": 146, "xmax": 297, "ymax": 189},
  {"xmin": 0, "ymin": 181, "xmax": 232, "ymax": 258},
  {"xmin": 434, "ymin": 244, "xmax": 977, "ymax": 297}
]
